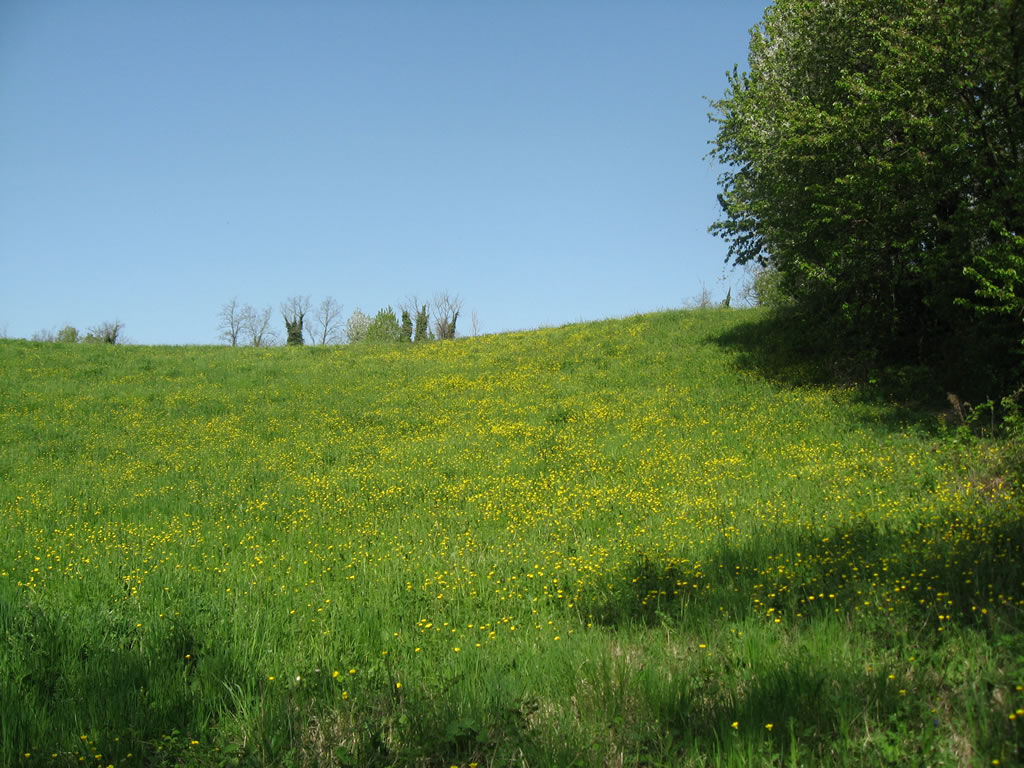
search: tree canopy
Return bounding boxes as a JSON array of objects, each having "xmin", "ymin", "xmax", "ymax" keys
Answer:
[{"xmin": 710, "ymin": 0, "xmax": 1023, "ymax": 392}]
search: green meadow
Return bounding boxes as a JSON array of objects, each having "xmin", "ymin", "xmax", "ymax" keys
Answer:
[{"xmin": 1, "ymin": 308, "xmax": 1021, "ymax": 767}]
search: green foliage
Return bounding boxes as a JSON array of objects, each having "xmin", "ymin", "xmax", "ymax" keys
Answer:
[
  {"xmin": 1, "ymin": 310, "xmax": 1021, "ymax": 766},
  {"xmin": 413, "ymin": 304, "xmax": 431, "ymax": 342},
  {"xmin": 710, "ymin": 0, "xmax": 1024, "ymax": 389},
  {"xmin": 284, "ymin": 316, "xmax": 304, "ymax": 346},
  {"xmin": 999, "ymin": 387, "xmax": 1024, "ymax": 478},
  {"xmin": 281, "ymin": 296, "xmax": 310, "ymax": 346},
  {"xmin": 56, "ymin": 326, "xmax": 79, "ymax": 343},
  {"xmin": 959, "ymin": 385, "xmax": 1024, "ymax": 482},
  {"xmin": 749, "ymin": 266, "xmax": 790, "ymax": 310},
  {"xmin": 365, "ymin": 306, "xmax": 402, "ymax": 343},
  {"xmin": 400, "ymin": 310, "xmax": 413, "ymax": 343},
  {"xmin": 963, "ymin": 226, "xmax": 1024, "ymax": 324}
]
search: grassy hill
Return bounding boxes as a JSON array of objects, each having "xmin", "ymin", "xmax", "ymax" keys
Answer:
[{"xmin": 1, "ymin": 308, "xmax": 1021, "ymax": 767}]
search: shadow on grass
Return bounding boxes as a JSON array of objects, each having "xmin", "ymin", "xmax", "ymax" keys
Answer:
[
  {"xmin": 707, "ymin": 312, "xmax": 953, "ymax": 434},
  {"xmin": 0, "ymin": 590, "xmax": 264, "ymax": 766},
  {"xmin": 0, "ymin": 587, "xmax": 545, "ymax": 768},
  {"xmin": 563, "ymin": 507, "xmax": 1024, "ymax": 765},
  {"xmin": 650, "ymin": 652, "xmax": 910, "ymax": 766},
  {"xmin": 581, "ymin": 504, "xmax": 1024, "ymax": 641}
]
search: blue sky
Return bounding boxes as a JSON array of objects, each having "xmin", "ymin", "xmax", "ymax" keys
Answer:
[{"xmin": 0, "ymin": 1, "xmax": 770, "ymax": 345}]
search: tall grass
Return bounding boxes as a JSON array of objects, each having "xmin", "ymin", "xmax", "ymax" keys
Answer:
[{"xmin": 0, "ymin": 308, "xmax": 1020, "ymax": 766}]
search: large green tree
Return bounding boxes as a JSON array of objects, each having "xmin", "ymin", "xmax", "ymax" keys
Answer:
[{"xmin": 710, "ymin": 0, "xmax": 1023, "ymax": 385}]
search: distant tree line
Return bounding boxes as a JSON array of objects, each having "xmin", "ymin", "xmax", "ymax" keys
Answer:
[
  {"xmin": 31, "ymin": 321, "xmax": 124, "ymax": 345},
  {"xmin": 218, "ymin": 292, "xmax": 468, "ymax": 347},
  {"xmin": 20, "ymin": 292, "xmax": 473, "ymax": 348},
  {"xmin": 710, "ymin": 0, "xmax": 1023, "ymax": 397}
]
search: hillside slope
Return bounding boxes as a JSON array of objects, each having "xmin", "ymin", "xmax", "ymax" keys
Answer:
[{"xmin": 1, "ymin": 309, "xmax": 1020, "ymax": 767}]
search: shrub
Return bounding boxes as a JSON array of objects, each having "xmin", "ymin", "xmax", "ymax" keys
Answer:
[{"xmin": 365, "ymin": 307, "xmax": 402, "ymax": 344}]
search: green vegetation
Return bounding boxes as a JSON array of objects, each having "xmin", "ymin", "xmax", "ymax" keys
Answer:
[
  {"xmin": 414, "ymin": 304, "xmax": 431, "ymax": 343},
  {"xmin": 1, "ymin": 308, "xmax": 1021, "ymax": 767},
  {"xmin": 710, "ymin": 0, "xmax": 1024, "ymax": 397},
  {"xmin": 365, "ymin": 308, "xmax": 404, "ymax": 345}
]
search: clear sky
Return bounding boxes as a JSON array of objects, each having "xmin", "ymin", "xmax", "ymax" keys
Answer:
[{"xmin": 0, "ymin": 1, "xmax": 770, "ymax": 345}]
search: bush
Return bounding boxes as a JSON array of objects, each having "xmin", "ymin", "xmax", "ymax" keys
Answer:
[
  {"xmin": 56, "ymin": 326, "xmax": 80, "ymax": 343},
  {"xmin": 750, "ymin": 266, "xmax": 791, "ymax": 310},
  {"xmin": 365, "ymin": 307, "xmax": 403, "ymax": 344}
]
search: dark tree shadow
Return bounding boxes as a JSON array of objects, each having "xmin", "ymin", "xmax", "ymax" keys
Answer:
[
  {"xmin": 579, "ymin": 507, "xmax": 1024, "ymax": 638},
  {"xmin": 569, "ymin": 508, "xmax": 1024, "ymax": 764},
  {"xmin": 707, "ymin": 312, "xmax": 954, "ymax": 435}
]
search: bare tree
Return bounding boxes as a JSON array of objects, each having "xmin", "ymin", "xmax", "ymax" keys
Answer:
[
  {"xmin": 685, "ymin": 282, "xmax": 714, "ymax": 310},
  {"xmin": 88, "ymin": 320, "xmax": 124, "ymax": 344},
  {"xmin": 32, "ymin": 328, "xmax": 56, "ymax": 342},
  {"xmin": 218, "ymin": 297, "xmax": 245, "ymax": 346},
  {"xmin": 311, "ymin": 296, "xmax": 344, "ymax": 345},
  {"xmin": 470, "ymin": 309, "xmax": 481, "ymax": 337},
  {"xmin": 432, "ymin": 291, "xmax": 463, "ymax": 340},
  {"xmin": 281, "ymin": 295, "xmax": 311, "ymax": 346},
  {"xmin": 241, "ymin": 305, "xmax": 276, "ymax": 347},
  {"xmin": 399, "ymin": 295, "xmax": 422, "ymax": 321}
]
